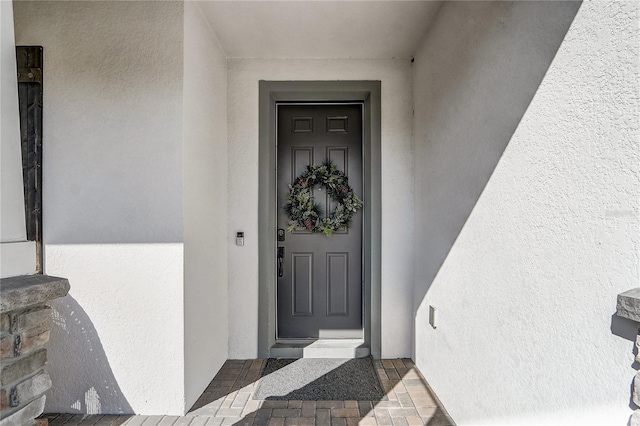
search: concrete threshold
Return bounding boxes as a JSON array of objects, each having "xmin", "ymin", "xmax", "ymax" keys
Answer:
[{"xmin": 270, "ymin": 339, "xmax": 370, "ymax": 358}]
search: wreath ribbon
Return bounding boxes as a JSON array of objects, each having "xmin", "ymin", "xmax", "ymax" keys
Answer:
[{"xmin": 284, "ymin": 160, "xmax": 363, "ymax": 236}]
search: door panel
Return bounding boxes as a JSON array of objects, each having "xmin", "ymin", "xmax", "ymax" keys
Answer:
[
  {"xmin": 327, "ymin": 252, "xmax": 349, "ymax": 316},
  {"xmin": 277, "ymin": 104, "xmax": 363, "ymax": 339},
  {"xmin": 292, "ymin": 253, "xmax": 313, "ymax": 316}
]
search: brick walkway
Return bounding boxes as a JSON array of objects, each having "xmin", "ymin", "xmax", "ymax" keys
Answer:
[{"xmin": 41, "ymin": 359, "xmax": 454, "ymax": 426}]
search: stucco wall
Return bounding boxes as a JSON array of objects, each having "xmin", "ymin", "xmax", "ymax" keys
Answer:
[
  {"xmin": 183, "ymin": 1, "xmax": 228, "ymax": 412},
  {"xmin": 227, "ymin": 58, "xmax": 414, "ymax": 358},
  {"xmin": 0, "ymin": 0, "xmax": 35, "ymax": 277},
  {"xmin": 412, "ymin": 1, "xmax": 639, "ymax": 424},
  {"xmin": 13, "ymin": 1, "xmax": 186, "ymax": 414}
]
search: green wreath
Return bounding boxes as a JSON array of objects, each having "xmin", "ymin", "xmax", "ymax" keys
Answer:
[{"xmin": 284, "ymin": 160, "xmax": 363, "ymax": 236}]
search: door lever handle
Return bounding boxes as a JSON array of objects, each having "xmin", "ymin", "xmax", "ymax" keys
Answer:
[{"xmin": 277, "ymin": 247, "xmax": 284, "ymax": 278}]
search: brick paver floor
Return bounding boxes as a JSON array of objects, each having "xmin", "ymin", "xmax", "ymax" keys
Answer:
[{"xmin": 41, "ymin": 359, "xmax": 454, "ymax": 426}]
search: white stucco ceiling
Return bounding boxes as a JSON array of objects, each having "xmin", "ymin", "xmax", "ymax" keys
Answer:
[{"xmin": 197, "ymin": 1, "xmax": 443, "ymax": 58}]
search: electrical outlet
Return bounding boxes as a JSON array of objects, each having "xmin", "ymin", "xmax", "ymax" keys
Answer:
[{"xmin": 429, "ymin": 305, "xmax": 437, "ymax": 329}]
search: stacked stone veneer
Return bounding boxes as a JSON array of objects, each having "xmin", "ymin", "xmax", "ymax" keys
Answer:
[
  {"xmin": 617, "ymin": 289, "xmax": 640, "ymax": 426},
  {"xmin": 0, "ymin": 275, "xmax": 69, "ymax": 426},
  {"xmin": 632, "ymin": 334, "xmax": 640, "ymax": 426}
]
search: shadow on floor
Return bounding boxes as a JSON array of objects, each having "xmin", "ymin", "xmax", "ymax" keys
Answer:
[
  {"xmin": 188, "ymin": 358, "xmax": 455, "ymax": 426},
  {"xmin": 255, "ymin": 358, "xmax": 385, "ymax": 401},
  {"xmin": 41, "ymin": 413, "xmax": 132, "ymax": 426}
]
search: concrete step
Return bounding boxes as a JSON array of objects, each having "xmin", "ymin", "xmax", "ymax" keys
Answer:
[{"xmin": 270, "ymin": 339, "xmax": 370, "ymax": 359}]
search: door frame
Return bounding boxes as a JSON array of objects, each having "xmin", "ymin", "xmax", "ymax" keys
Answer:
[{"xmin": 258, "ymin": 81, "xmax": 382, "ymax": 358}]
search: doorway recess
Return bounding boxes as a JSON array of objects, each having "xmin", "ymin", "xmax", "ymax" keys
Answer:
[{"xmin": 257, "ymin": 81, "xmax": 381, "ymax": 359}]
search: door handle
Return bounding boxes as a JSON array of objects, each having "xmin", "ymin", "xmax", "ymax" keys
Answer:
[{"xmin": 277, "ymin": 247, "xmax": 284, "ymax": 278}]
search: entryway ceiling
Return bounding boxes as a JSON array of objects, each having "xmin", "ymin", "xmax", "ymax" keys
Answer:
[{"xmin": 197, "ymin": 1, "xmax": 443, "ymax": 58}]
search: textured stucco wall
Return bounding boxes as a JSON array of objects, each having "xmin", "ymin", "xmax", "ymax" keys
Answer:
[
  {"xmin": 0, "ymin": 0, "xmax": 35, "ymax": 277},
  {"xmin": 1, "ymin": 0, "xmax": 25, "ymax": 244},
  {"xmin": 412, "ymin": 1, "xmax": 639, "ymax": 424},
  {"xmin": 183, "ymin": 1, "xmax": 229, "ymax": 412},
  {"xmin": 13, "ymin": 1, "xmax": 186, "ymax": 414},
  {"xmin": 227, "ymin": 58, "xmax": 414, "ymax": 359}
]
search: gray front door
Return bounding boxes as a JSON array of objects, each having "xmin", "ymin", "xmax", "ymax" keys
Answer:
[{"xmin": 276, "ymin": 104, "xmax": 363, "ymax": 339}]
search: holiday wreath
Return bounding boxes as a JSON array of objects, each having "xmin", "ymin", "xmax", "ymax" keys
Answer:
[{"xmin": 284, "ymin": 160, "xmax": 363, "ymax": 236}]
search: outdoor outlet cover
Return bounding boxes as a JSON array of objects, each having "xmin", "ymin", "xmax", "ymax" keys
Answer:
[{"xmin": 429, "ymin": 305, "xmax": 437, "ymax": 329}]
